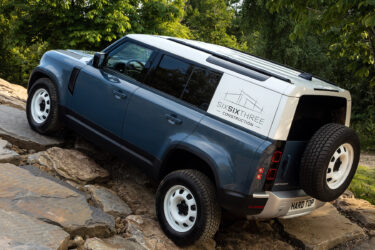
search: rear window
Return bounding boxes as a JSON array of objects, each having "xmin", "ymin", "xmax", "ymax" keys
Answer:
[{"xmin": 181, "ymin": 67, "xmax": 221, "ymax": 110}]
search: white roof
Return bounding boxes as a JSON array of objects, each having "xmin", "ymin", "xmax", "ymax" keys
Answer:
[{"xmin": 127, "ymin": 34, "xmax": 350, "ymax": 100}]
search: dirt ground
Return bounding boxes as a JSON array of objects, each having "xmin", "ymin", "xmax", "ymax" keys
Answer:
[{"xmin": 360, "ymin": 153, "xmax": 375, "ymax": 168}]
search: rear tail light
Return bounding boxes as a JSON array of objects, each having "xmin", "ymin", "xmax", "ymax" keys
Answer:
[
  {"xmin": 266, "ymin": 168, "xmax": 278, "ymax": 180},
  {"xmin": 262, "ymin": 143, "xmax": 286, "ymax": 190},
  {"xmin": 272, "ymin": 151, "xmax": 283, "ymax": 163}
]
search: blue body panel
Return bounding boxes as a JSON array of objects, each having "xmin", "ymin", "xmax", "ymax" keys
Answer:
[
  {"xmin": 123, "ymin": 87, "xmax": 205, "ymax": 161},
  {"xmin": 70, "ymin": 65, "xmax": 138, "ymax": 137},
  {"xmin": 185, "ymin": 115, "xmax": 271, "ymax": 195}
]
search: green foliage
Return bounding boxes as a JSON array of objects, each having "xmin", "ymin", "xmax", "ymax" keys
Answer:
[
  {"xmin": 184, "ymin": 0, "xmax": 246, "ymax": 49},
  {"xmin": 350, "ymin": 165, "xmax": 375, "ymax": 204},
  {"xmin": 137, "ymin": 0, "xmax": 191, "ymax": 38}
]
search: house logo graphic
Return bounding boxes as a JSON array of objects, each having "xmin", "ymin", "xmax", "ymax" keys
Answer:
[{"xmin": 224, "ymin": 90, "xmax": 263, "ymax": 113}]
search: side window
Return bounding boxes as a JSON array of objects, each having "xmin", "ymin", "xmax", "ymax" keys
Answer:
[
  {"xmin": 181, "ymin": 67, "xmax": 222, "ymax": 111},
  {"xmin": 105, "ymin": 42, "xmax": 155, "ymax": 82},
  {"xmin": 147, "ymin": 55, "xmax": 192, "ymax": 98}
]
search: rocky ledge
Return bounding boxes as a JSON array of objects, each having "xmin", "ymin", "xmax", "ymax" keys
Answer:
[{"xmin": 0, "ymin": 78, "xmax": 374, "ymax": 250}]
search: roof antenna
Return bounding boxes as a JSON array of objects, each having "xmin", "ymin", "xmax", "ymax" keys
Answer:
[{"xmin": 299, "ymin": 72, "xmax": 313, "ymax": 81}]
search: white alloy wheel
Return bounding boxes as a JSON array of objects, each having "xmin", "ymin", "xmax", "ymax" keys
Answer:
[
  {"xmin": 326, "ymin": 143, "xmax": 354, "ymax": 189},
  {"xmin": 30, "ymin": 88, "xmax": 51, "ymax": 124},
  {"xmin": 163, "ymin": 185, "xmax": 198, "ymax": 233}
]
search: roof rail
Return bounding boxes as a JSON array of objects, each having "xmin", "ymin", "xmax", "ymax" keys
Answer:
[{"xmin": 167, "ymin": 38, "xmax": 291, "ymax": 84}]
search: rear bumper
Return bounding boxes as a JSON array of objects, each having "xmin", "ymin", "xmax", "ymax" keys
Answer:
[{"xmin": 247, "ymin": 190, "xmax": 325, "ymax": 219}]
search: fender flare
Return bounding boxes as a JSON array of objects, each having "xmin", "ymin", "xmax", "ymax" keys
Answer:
[
  {"xmin": 28, "ymin": 67, "xmax": 60, "ymax": 94},
  {"xmin": 159, "ymin": 143, "xmax": 224, "ymax": 190}
]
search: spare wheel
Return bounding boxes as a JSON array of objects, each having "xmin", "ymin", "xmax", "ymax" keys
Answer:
[{"xmin": 300, "ymin": 123, "xmax": 360, "ymax": 201}]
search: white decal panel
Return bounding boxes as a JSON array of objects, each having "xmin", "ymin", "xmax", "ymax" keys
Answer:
[{"xmin": 207, "ymin": 74, "xmax": 282, "ymax": 137}]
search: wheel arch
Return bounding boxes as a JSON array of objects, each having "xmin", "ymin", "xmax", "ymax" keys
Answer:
[
  {"xmin": 159, "ymin": 145, "xmax": 221, "ymax": 191},
  {"xmin": 28, "ymin": 68, "xmax": 60, "ymax": 94}
]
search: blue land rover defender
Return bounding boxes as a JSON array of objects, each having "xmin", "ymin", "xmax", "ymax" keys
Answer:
[{"xmin": 27, "ymin": 35, "xmax": 360, "ymax": 246}]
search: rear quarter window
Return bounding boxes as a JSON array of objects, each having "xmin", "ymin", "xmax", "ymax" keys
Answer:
[{"xmin": 181, "ymin": 67, "xmax": 222, "ymax": 111}]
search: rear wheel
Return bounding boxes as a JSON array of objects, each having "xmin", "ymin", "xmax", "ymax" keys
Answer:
[
  {"xmin": 156, "ymin": 169, "xmax": 221, "ymax": 246},
  {"xmin": 26, "ymin": 78, "xmax": 62, "ymax": 134},
  {"xmin": 300, "ymin": 123, "xmax": 360, "ymax": 201}
]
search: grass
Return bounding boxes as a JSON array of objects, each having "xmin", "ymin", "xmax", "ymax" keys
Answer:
[{"xmin": 349, "ymin": 165, "xmax": 375, "ymax": 205}]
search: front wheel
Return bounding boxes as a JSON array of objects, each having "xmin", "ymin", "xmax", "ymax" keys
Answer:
[
  {"xmin": 26, "ymin": 78, "xmax": 62, "ymax": 134},
  {"xmin": 156, "ymin": 170, "xmax": 221, "ymax": 246}
]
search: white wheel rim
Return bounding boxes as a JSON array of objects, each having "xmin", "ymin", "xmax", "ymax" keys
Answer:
[
  {"xmin": 30, "ymin": 88, "xmax": 51, "ymax": 124},
  {"xmin": 326, "ymin": 143, "xmax": 354, "ymax": 189},
  {"xmin": 163, "ymin": 185, "xmax": 197, "ymax": 232}
]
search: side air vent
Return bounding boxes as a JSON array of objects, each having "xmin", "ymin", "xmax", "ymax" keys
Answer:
[{"xmin": 68, "ymin": 67, "xmax": 81, "ymax": 94}]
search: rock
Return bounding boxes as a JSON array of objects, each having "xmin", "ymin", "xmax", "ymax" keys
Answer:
[
  {"xmin": 39, "ymin": 147, "xmax": 110, "ymax": 184},
  {"xmin": 0, "ymin": 208, "xmax": 69, "ymax": 250},
  {"xmin": 0, "ymin": 163, "xmax": 115, "ymax": 238},
  {"xmin": 110, "ymin": 169, "xmax": 156, "ymax": 217},
  {"xmin": 124, "ymin": 215, "xmax": 179, "ymax": 250},
  {"xmin": 340, "ymin": 189, "xmax": 355, "ymax": 199},
  {"xmin": 0, "ymin": 105, "xmax": 63, "ymax": 150},
  {"xmin": 0, "ymin": 78, "xmax": 27, "ymax": 110},
  {"xmin": 124, "ymin": 215, "xmax": 214, "ymax": 250},
  {"xmin": 84, "ymin": 236, "xmax": 145, "ymax": 250},
  {"xmin": 69, "ymin": 236, "xmax": 85, "ymax": 250},
  {"xmin": 279, "ymin": 203, "xmax": 366, "ymax": 249},
  {"xmin": 24, "ymin": 151, "xmax": 56, "ymax": 175},
  {"xmin": 85, "ymin": 185, "xmax": 132, "ymax": 217},
  {"xmin": 353, "ymin": 237, "xmax": 375, "ymax": 250},
  {"xmin": 0, "ymin": 139, "xmax": 19, "ymax": 164},
  {"xmin": 215, "ymin": 219, "xmax": 293, "ymax": 250},
  {"xmin": 335, "ymin": 197, "xmax": 375, "ymax": 229}
]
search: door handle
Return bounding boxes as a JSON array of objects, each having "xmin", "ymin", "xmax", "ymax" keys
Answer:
[
  {"xmin": 165, "ymin": 114, "xmax": 182, "ymax": 125},
  {"xmin": 112, "ymin": 90, "xmax": 127, "ymax": 100}
]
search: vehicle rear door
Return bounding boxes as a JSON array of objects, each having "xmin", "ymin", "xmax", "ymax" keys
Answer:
[{"xmin": 122, "ymin": 54, "xmax": 222, "ymax": 160}]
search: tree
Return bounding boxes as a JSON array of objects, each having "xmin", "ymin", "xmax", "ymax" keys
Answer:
[
  {"xmin": 184, "ymin": 0, "xmax": 244, "ymax": 49},
  {"xmin": 136, "ymin": 0, "xmax": 191, "ymax": 38}
]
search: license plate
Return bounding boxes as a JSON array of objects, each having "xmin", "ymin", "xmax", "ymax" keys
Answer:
[{"xmin": 289, "ymin": 198, "xmax": 315, "ymax": 211}]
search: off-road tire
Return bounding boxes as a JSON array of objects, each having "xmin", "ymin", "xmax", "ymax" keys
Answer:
[
  {"xmin": 26, "ymin": 78, "xmax": 62, "ymax": 134},
  {"xmin": 156, "ymin": 169, "xmax": 221, "ymax": 246},
  {"xmin": 300, "ymin": 123, "xmax": 360, "ymax": 201}
]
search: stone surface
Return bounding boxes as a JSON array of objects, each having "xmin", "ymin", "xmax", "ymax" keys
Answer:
[
  {"xmin": 36, "ymin": 147, "xmax": 110, "ymax": 184},
  {"xmin": 86, "ymin": 185, "xmax": 132, "ymax": 217},
  {"xmin": 353, "ymin": 237, "xmax": 375, "ymax": 250},
  {"xmin": 279, "ymin": 203, "xmax": 366, "ymax": 250},
  {"xmin": 84, "ymin": 236, "xmax": 145, "ymax": 250},
  {"xmin": 215, "ymin": 219, "xmax": 293, "ymax": 250},
  {"xmin": 0, "ymin": 78, "xmax": 27, "ymax": 110},
  {"xmin": 0, "ymin": 208, "xmax": 70, "ymax": 250},
  {"xmin": 0, "ymin": 105, "xmax": 63, "ymax": 150},
  {"xmin": 124, "ymin": 215, "xmax": 215, "ymax": 250},
  {"xmin": 0, "ymin": 139, "xmax": 19, "ymax": 164},
  {"xmin": 107, "ymin": 160, "xmax": 156, "ymax": 217},
  {"xmin": 0, "ymin": 163, "xmax": 115, "ymax": 238},
  {"xmin": 335, "ymin": 197, "xmax": 375, "ymax": 229}
]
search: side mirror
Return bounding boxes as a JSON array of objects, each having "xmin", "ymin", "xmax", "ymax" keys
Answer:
[{"xmin": 93, "ymin": 52, "xmax": 106, "ymax": 68}]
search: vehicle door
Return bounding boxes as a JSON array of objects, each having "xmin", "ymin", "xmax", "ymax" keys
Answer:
[
  {"xmin": 70, "ymin": 41, "xmax": 156, "ymax": 137},
  {"xmin": 123, "ymin": 54, "xmax": 222, "ymax": 160}
]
